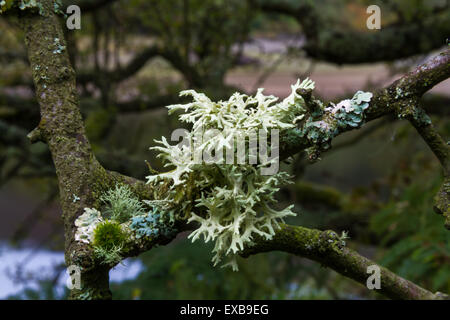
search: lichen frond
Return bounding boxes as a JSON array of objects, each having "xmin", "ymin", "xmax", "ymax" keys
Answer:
[
  {"xmin": 99, "ymin": 184, "xmax": 146, "ymax": 223},
  {"xmin": 145, "ymin": 80, "xmax": 319, "ymax": 269}
]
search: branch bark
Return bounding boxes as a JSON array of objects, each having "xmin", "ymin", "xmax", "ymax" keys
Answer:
[
  {"xmin": 19, "ymin": 0, "xmax": 138, "ymax": 299},
  {"xmin": 280, "ymin": 49, "xmax": 450, "ymax": 229},
  {"xmin": 258, "ymin": 0, "xmax": 450, "ymax": 64},
  {"xmin": 240, "ymin": 224, "xmax": 448, "ymax": 300},
  {"xmin": 280, "ymin": 49, "xmax": 450, "ymax": 158}
]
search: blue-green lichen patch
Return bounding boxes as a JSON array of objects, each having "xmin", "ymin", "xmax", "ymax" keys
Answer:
[
  {"xmin": 326, "ymin": 91, "xmax": 372, "ymax": 129},
  {"xmin": 296, "ymin": 90, "xmax": 373, "ymax": 159},
  {"xmin": 130, "ymin": 207, "xmax": 177, "ymax": 239}
]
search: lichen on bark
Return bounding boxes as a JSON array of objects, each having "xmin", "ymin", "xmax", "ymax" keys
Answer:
[{"xmin": 15, "ymin": 0, "xmax": 450, "ymax": 300}]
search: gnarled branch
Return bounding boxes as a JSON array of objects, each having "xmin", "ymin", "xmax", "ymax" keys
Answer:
[{"xmin": 240, "ymin": 224, "xmax": 448, "ymax": 300}]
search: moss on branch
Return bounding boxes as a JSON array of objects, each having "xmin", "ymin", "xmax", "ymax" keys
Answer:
[{"xmin": 240, "ymin": 224, "xmax": 447, "ymax": 300}]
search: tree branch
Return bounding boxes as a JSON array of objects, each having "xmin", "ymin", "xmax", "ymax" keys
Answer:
[
  {"xmin": 281, "ymin": 49, "xmax": 450, "ymax": 229},
  {"xmin": 19, "ymin": 0, "xmax": 134, "ymax": 299},
  {"xmin": 240, "ymin": 224, "xmax": 448, "ymax": 300},
  {"xmin": 258, "ymin": 0, "xmax": 450, "ymax": 64},
  {"xmin": 280, "ymin": 49, "xmax": 450, "ymax": 159},
  {"xmin": 77, "ymin": 45, "xmax": 162, "ymax": 85}
]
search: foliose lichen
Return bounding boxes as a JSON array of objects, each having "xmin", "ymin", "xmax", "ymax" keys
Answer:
[
  {"xmin": 146, "ymin": 80, "xmax": 321, "ymax": 270},
  {"xmin": 130, "ymin": 206, "xmax": 176, "ymax": 239},
  {"xmin": 146, "ymin": 80, "xmax": 371, "ymax": 270},
  {"xmin": 298, "ymin": 90, "xmax": 373, "ymax": 159}
]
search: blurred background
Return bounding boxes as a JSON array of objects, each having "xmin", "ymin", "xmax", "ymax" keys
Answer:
[{"xmin": 0, "ymin": 0, "xmax": 449, "ymax": 299}]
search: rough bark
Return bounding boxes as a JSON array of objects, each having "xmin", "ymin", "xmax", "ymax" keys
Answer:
[
  {"xmin": 279, "ymin": 49, "xmax": 450, "ymax": 229},
  {"xmin": 16, "ymin": 0, "xmax": 156, "ymax": 299},
  {"xmin": 241, "ymin": 225, "xmax": 447, "ymax": 300},
  {"xmin": 280, "ymin": 49, "xmax": 450, "ymax": 159}
]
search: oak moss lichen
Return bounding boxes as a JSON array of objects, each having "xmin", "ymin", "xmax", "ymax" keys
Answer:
[
  {"xmin": 146, "ymin": 79, "xmax": 371, "ymax": 270},
  {"xmin": 73, "ymin": 80, "xmax": 372, "ymax": 271}
]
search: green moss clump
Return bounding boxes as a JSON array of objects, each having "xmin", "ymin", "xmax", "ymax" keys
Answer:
[{"xmin": 93, "ymin": 221, "xmax": 127, "ymax": 250}]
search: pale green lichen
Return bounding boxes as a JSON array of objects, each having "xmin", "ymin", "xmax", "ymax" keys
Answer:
[
  {"xmin": 146, "ymin": 80, "xmax": 372, "ymax": 270},
  {"xmin": 93, "ymin": 244, "xmax": 123, "ymax": 266},
  {"xmin": 146, "ymin": 80, "xmax": 320, "ymax": 270},
  {"xmin": 99, "ymin": 184, "xmax": 146, "ymax": 223}
]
